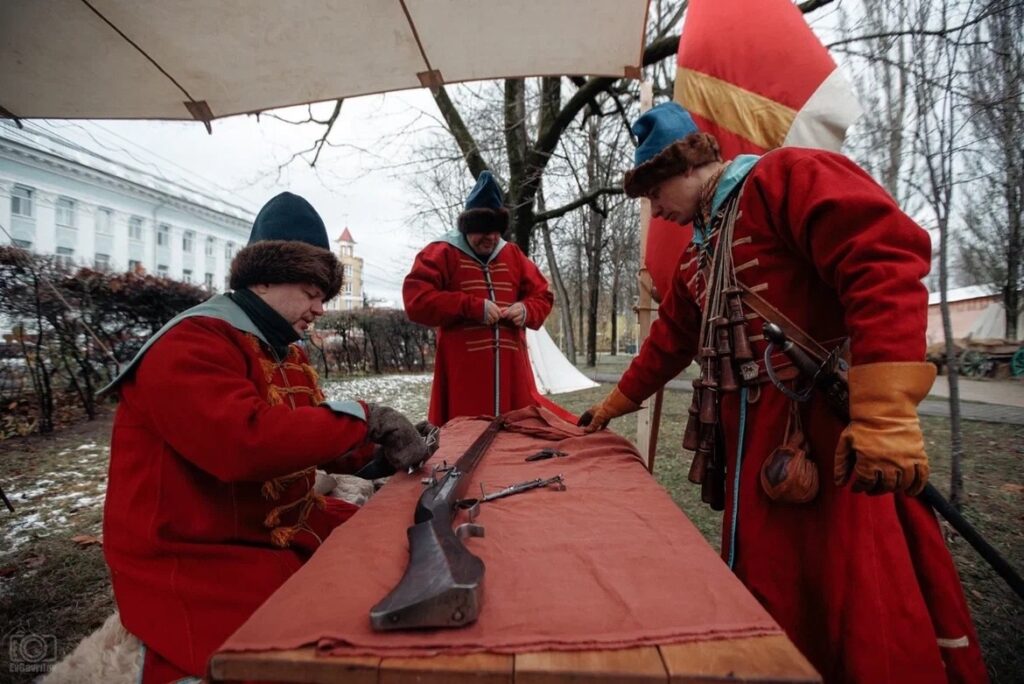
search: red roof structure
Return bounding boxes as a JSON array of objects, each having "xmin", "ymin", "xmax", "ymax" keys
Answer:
[{"xmin": 336, "ymin": 227, "xmax": 355, "ymax": 243}]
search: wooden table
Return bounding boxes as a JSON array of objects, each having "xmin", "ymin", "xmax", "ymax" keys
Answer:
[
  {"xmin": 209, "ymin": 415, "xmax": 821, "ymax": 684},
  {"xmin": 210, "ymin": 633, "xmax": 819, "ymax": 683}
]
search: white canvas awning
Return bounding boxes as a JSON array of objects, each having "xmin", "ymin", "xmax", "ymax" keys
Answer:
[{"xmin": 0, "ymin": 0, "xmax": 649, "ymax": 126}]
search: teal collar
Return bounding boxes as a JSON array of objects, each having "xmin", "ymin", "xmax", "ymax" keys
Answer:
[
  {"xmin": 693, "ymin": 154, "xmax": 760, "ymax": 246},
  {"xmin": 97, "ymin": 293, "xmax": 267, "ymax": 395},
  {"xmin": 438, "ymin": 230, "xmax": 507, "ymax": 264}
]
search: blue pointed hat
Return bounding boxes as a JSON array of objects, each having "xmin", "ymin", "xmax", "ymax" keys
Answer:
[
  {"xmin": 459, "ymin": 171, "xmax": 510, "ymax": 234},
  {"xmin": 623, "ymin": 102, "xmax": 721, "ymax": 198}
]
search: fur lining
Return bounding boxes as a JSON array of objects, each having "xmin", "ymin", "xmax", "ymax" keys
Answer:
[
  {"xmin": 42, "ymin": 612, "xmax": 142, "ymax": 684},
  {"xmin": 623, "ymin": 132, "xmax": 722, "ymax": 198},
  {"xmin": 230, "ymin": 240, "xmax": 343, "ymax": 299},
  {"xmin": 458, "ymin": 206, "xmax": 510, "ymax": 234}
]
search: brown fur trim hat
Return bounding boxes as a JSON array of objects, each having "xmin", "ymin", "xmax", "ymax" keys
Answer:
[
  {"xmin": 623, "ymin": 102, "xmax": 722, "ymax": 198},
  {"xmin": 229, "ymin": 192, "xmax": 343, "ymax": 299}
]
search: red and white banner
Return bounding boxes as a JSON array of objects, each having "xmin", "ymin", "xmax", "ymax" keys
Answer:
[{"xmin": 644, "ymin": 0, "xmax": 861, "ymax": 297}]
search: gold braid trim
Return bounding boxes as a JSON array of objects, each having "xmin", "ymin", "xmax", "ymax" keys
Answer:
[
  {"xmin": 271, "ymin": 385, "xmax": 319, "ymax": 399},
  {"xmin": 261, "ymin": 467, "xmax": 314, "ymax": 501},
  {"xmin": 265, "ymin": 383, "xmax": 284, "ymax": 406},
  {"xmin": 301, "ymin": 362, "xmax": 319, "ymax": 387},
  {"xmin": 267, "ymin": 489, "xmax": 328, "ymax": 549}
]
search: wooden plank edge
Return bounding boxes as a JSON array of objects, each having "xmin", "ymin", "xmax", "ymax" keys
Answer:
[{"xmin": 658, "ymin": 635, "xmax": 820, "ymax": 683}]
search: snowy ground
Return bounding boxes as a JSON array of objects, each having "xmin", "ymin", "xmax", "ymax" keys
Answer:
[{"xmin": 321, "ymin": 373, "xmax": 431, "ymax": 421}]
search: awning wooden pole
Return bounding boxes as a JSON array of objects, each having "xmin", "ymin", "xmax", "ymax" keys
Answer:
[{"xmin": 634, "ymin": 81, "xmax": 665, "ymax": 474}]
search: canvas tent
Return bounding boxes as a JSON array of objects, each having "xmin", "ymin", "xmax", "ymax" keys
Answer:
[
  {"xmin": 526, "ymin": 327, "xmax": 599, "ymax": 395},
  {"xmin": 967, "ymin": 302, "xmax": 1024, "ymax": 340},
  {"xmin": 0, "ymin": 0, "xmax": 649, "ymax": 127}
]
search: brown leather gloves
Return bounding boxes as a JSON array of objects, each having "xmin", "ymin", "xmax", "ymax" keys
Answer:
[
  {"xmin": 834, "ymin": 362, "xmax": 936, "ymax": 495},
  {"xmin": 578, "ymin": 386, "xmax": 642, "ymax": 433},
  {"xmin": 365, "ymin": 404, "xmax": 429, "ymax": 470}
]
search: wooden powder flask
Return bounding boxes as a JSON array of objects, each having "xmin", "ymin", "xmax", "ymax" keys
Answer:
[
  {"xmin": 682, "ymin": 378, "xmax": 702, "ymax": 451},
  {"xmin": 698, "ymin": 347, "xmax": 719, "ymax": 425},
  {"xmin": 725, "ymin": 288, "xmax": 754, "ymax": 363},
  {"xmin": 714, "ymin": 317, "xmax": 739, "ymax": 392},
  {"xmin": 701, "ymin": 447, "xmax": 726, "ymax": 511},
  {"xmin": 690, "ymin": 426, "xmax": 715, "ymax": 485}
]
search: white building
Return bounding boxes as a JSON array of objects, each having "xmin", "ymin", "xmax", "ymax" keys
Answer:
[{"xmin": 0, "ymin": 123, "xmax": 252, "ymax": 290}]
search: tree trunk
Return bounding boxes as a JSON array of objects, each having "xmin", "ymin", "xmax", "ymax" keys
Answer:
[
  {"xmin": 584, "ymin": 118, "xmax": 604, "ymax": 368},
  {"xmin": 940, "ymin": 215, "xmax": 965, "ymax": 507},
  {"xmin": 538, "ymin": 187, "xmax": 576, "ymax": 364},
  {"xmin": 610, "ymin": 267, "xmax": 619, "ymax": 355}
]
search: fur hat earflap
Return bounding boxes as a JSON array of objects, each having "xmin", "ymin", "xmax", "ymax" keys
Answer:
[
  {"xmin": 623, "ymin": 132, "xmax": 721, "ymax": 198},
  {"xmin": 230, "ymin": 240, "xmax": 343, "ymax": 300}
]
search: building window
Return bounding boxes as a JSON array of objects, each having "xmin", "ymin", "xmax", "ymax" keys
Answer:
[
  {"xmin": 157, "ymin": 224, "xmax": 170, "ymax": 247},
  {"xmin": 183, "ymin": 230, "xmax": 194, "ymax": 254},
  {"xmin": 157, "ymin": 264, "xmax": 168, "ymax": 277},
  {"xmin": 182, "ymin": 269, "xmax": 192, "ymax": 283},
  {"xmin": 12, "ymin": 239, "xmax": 31, "ymax": 249},
  {"xmin": 94, "ymin": 253, "xmax": 110, "ymax": 269},
  {"xmin": 224, "ymin": 275, "xmax": 231, "ymax": 291},
  {"xmin": 204, "ymin": 272, "xmax": 214, "ymax": 289},
  {"xmin": 56, "ymin": 246, "xmax": 75, "ymax": 268},
  {"xmin": 205, "ymin": 236, "xmax": 215, "ymax": 257},
  {"xmin": 55, "ymin": 197, "xmax": 76, "ymax": 229},
  {"xmin": 225, "ymin": 241, "xmax": 235, "ymax": 260},
  {"xmin": 96, "ymin": 208, "xmax": 114, "ymax": 236},
  {"xmin": 128, "ymin": 259, "xmax": 142, "ymax": 272},
  {"xmin": 11, "ymin": 185, "xmax": 33, "ymax": 218},
  {"xmin": 129, "ymin": 217, "xmax": 144, "ymax": 242}
]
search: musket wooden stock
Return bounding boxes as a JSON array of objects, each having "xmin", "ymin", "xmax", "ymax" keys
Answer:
[{"xmin": 369, "ymin": 416, "xmax": 504, "ymax": 631}]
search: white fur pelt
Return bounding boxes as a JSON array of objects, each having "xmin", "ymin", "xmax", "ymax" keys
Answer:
[{"xmin": 41, "ymin": 612, "xmax": 142, "ymax": 684}]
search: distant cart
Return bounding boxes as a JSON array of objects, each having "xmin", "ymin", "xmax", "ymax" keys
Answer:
[{"xmin": 927, "ymin": 339, "xmax": 1024, "ymax": 378}]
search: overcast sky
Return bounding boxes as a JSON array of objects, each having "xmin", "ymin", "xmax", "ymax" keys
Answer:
[{"xmin": 30, "ymin": 89, "xmax": 452, "ymax": 307}]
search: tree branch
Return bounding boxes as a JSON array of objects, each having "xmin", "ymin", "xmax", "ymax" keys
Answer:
[
  {"xmin": 429, "ymin": 85, "xmax": 489, "ymax": 177},
  {"xmin": 534, "ymin": 186, "xmax": 624, "ymax": 222}
]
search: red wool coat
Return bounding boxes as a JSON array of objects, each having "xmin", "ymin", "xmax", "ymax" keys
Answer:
[
  {"xmin": 404, "ymin": 234, "xmax": 572, "ymax": 425},
  {"xmin": 104, "ymin": 304, "xmax": 372, "ymax": 679},
  {"xmin": 619, "ymin": 148, "xmax": 987, "ymax": 683}
]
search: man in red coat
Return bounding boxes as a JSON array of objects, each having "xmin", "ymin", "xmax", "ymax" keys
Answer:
[
  {"xmin": 102, "ymin": 192, "xmax": 428, "ymax": 682},
  {"xmin": 581, "ymin": 103, "xmax": 987, "ymax": 682},
  {"xmin": 404, "ymin": 172, "xmax": 571, "ymax": 425}
]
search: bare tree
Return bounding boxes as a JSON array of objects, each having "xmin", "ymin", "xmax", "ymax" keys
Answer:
[
  {"xmin": 959, "ymin": 1, "xmax": 1024, "ymax": 340},
  {"xmin": 908, "ymin": 0, "xmax": 977, "ymax": 506}
]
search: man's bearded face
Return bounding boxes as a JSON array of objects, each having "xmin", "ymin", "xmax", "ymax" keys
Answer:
[{"xmin": 467, "ymin": 231, "xmax": 501, "ymax": 258}]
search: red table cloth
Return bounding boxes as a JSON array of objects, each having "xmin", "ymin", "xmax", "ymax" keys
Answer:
[{"xmin": 219, "ymin": 407, "xmax": 781, "ymax": 657}]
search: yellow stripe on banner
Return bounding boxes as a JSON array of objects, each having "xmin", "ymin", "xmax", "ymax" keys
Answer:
[{"xmin": 675, "ymin": 68, "xmax": 797, "ymax": 150}]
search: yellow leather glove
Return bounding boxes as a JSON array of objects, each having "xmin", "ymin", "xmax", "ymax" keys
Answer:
[
  {"xmin": 834, "ymin": 362, "xmax": 936, "ymax": 495},
  {"xmin": 578, "ymin": 386, "xmax": 642, "ymax": 433}
]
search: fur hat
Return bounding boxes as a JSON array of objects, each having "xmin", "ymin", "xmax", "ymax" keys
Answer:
[
  {"xmin": 623, "ymin": 102, "xmax": 721, "ymax": 198},
  {"xmin": 458, "ymin": 171, "xmax": 510, "ymax": 235},
  {"xmin": 229, "ymin": 192, "xmax": 343, "ymax": 299}
]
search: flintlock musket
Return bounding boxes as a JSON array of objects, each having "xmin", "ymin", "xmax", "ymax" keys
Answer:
[{"xmin": 370, "ymin": 416, "xmax": 504, "ymax": 630}]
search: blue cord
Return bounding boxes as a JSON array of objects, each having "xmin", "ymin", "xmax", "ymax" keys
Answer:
[{"xmin": 727, "ymin": 387, "xmax": 749, "ymax": 570}]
